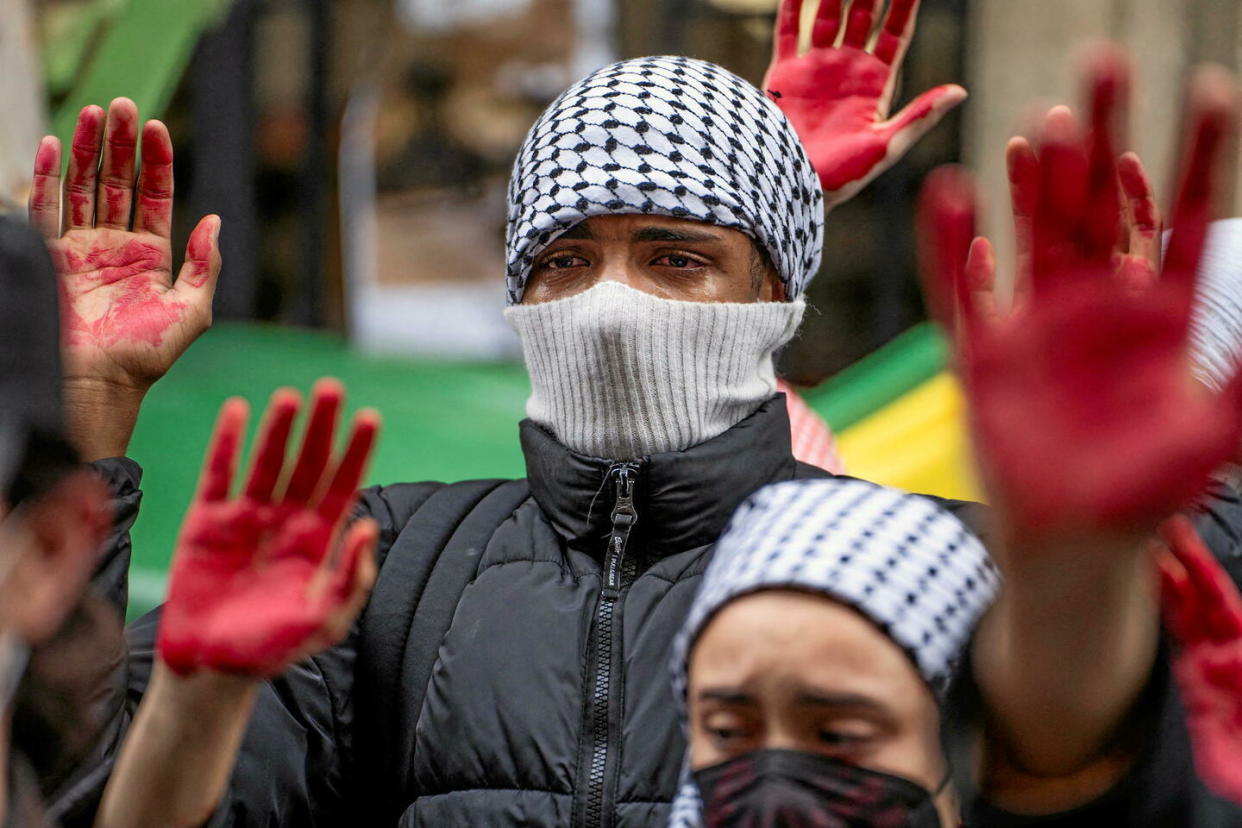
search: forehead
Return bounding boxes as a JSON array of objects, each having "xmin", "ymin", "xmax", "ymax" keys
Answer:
[{"xmin": 689, "ymin": 590, "xmax": 930, "ymax": 708}]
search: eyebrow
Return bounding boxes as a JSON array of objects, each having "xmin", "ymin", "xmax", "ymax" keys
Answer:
[
  {"xmin": 697, "ymin": 687, "xmax": 888, "ymax": 713},
  {"xmin": 793, "ymin": 691, "xmax": 887, "ymax": 712},
  {"xmin": 698, "ymin": 689, "xmax": 759, "ymax": 706},
  {"xmin": 558, "ymin": 224, "xmax": 594, "ymax": 240},
  {"xmin": 632, "ymin": 225, "xmax": 723, "ymax": 243}
]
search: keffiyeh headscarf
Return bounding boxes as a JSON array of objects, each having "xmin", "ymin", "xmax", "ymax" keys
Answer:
[
  {"xmin": 504, "ymin": 56, "xmax": 824, "ymax": 304},
  {"xmin": 1189, "ymin": 219, "xmax": 1242, "ymax": 393},
  {"xmin": 667, "ymin": 478, "xmax": 1000, "ymax": 827}
]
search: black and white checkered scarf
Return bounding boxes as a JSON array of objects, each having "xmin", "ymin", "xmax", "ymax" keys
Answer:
[{"xmin": 504, "ymin": 56, "xmax": 824, "ymax": 305}]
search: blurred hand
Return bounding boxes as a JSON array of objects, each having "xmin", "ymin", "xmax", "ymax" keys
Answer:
[
  {"xmin": 1001, "ymin": 111, "xmax": 1163, "ymax": 304},
  {"xmin": 1158, "ymin": 515, "xmax": 1242, "ymax": 805},
  {"xmin": 158, "ymin": 380, "xmax": 379, "ymax": 679},
  {"xmin": 763, "ymin": 0, "xmax": 965, "ymax": 210},
  {"xmin": 29, "ymin": 99, "xmax": 221, "ymax": 459},
  {"xmin": 918, "ymin": 51, "xmax": 1242, "ymax": 536}
]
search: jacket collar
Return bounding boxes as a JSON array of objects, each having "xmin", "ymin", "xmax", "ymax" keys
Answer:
[{"xmin": 520, "ymin": 395, "xmax": 800, "ymax": 558}]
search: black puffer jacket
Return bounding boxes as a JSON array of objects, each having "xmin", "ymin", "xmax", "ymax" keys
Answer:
[{"xmin": 57, "ymin": 396, "xmax": 986, "ymax": 827}]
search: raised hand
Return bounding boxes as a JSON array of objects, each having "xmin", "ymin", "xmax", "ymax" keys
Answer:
[
  {"xmin": 1158, "ymin": 515, "xmax": 1242, "ymax": 804},
  {"xmin": 158, "ymin": 380, "xmax": 379, "ymax": 678},
  {"xmin": 1005, "ymin": 112, "xmax": 1162, "ymax": 299},
  {"xmin": 30, "ymin": 99, "xmax": 221, "ymax": 459},
  {"xmin": 918, "ymin": 52, "xmax": 1242, "ymax": 535},
  {"xmin": 763, "ymin": 0, "xmax": 966, "ymax": 209}
]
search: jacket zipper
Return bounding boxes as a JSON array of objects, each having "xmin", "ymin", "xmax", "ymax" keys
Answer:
[{"xmin": 580, "ymin": 462, "xmax": 639, "ymax": 828}]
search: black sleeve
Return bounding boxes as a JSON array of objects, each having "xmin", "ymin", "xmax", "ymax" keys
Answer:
[
  {"xmin": 945, "ymin": 642, "xmax": 1242, "ymax": 828},
  {"xmin": 48, "ymin": 481, "xmax": 442, "ymax": 827},
  {"xmin": 1188, "ymin": 481, "xmax": 1242, "ymax": 589},
  {"xmin": 15, "ymin": 459, "xmax": 141, "ymax": 806},
  {"xmin": 86, "ymin": 457, "xmax": 144, "ymax": 618}
]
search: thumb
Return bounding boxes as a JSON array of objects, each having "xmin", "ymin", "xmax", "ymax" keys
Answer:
[
  {"xmin": 174, "ymin": 214, "xmax": 222, "ymax": 315},
  {"xmin": 881, "ymin": 84, "xmax": 968, "ymax": 162}
]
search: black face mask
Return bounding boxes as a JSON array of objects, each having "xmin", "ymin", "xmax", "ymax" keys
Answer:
[{"xmin": 693, "ymin": 748, "xmax": 947, "ymax": 828}]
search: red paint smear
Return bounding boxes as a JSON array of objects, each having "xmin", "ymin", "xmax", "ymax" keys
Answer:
[
  {"xmin": 103, "ymin": 186, "xmax": 127, "ymax": 219},
  {"xmin": 58, "ymin": 240, "xmax": 164, "ymax": 286},
  {"xmin": 53, "ymin": 237, "xmax": 185, "ymax": 349},
  {"xmin": 59, "ymin": 278, "xmax": 186, "ymax": 349},
  {"xmin": 34, "ymin": 140, "xmax": 58, "ymax": 176},
  {"xmin": 104, "ymin": 108, "xmax": 138, "ymax": 178},
  {"xmin": 765, "ymin": 46, "xmax": 954, "ymax": 195},
  {"xmin": 140, "ymin": 122, "xmax": 174, "ymax": 165},
  {"xmin": 69, "ymin": 108, "xmax": 103, "ymax": 173},
  {"xmin": 68, "ymin": 192, "xmax": 91, "ymax": 226},
  {"xmin": 182, "ymin": 220, "xmax": 216, "ymax": 288}
]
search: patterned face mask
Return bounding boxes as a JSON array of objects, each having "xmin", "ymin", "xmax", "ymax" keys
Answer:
[{"xmin": 693, "ymin": 748, "xmax": 946, "ymax": 828}]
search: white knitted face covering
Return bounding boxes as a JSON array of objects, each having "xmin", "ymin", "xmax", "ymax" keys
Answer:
[{"xmin": 505, "ymin": 281, "xmax": 805, "ymax": 459}]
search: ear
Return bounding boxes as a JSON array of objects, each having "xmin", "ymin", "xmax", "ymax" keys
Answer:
[
  {"xmin": 1, "ymin": 470, "xmax": 108, "ymax": 645},
  {"xmin": 759, "ymin": 270, "xmax": 787, "ymax": 303}
]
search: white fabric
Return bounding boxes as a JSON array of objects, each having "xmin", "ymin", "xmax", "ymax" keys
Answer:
[
  {"xmin": 1187, "ymin": 219, "xmax": 1242, "ymax": 392},
  {"xmin": 505, "ymin": 280, "xmax": 804, "ymax": 459},
  {"xmin": 504, "ymin": 56, "xmax": 823, "ymax": 304}
]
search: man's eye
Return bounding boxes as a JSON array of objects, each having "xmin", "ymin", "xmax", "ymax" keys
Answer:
[
  {"xmin": 543, "ymin": 254, "xmax": 587, "ymax": 269},
  {"xmin": 653, "ymin": 254, "xmax": 702, "ymax": 269}
]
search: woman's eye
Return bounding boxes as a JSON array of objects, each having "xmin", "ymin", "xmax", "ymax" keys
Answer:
[{"xmin": 818, "ymin": 729, "xmax": 866, "ymax": 747}]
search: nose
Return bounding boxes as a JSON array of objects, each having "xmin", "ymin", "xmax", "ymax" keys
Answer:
[{"xmin": 595, "ymin": 254, "xmax": 641, "ymax": 291}]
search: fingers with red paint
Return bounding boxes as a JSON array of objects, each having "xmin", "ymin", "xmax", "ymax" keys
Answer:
[
  {"xmin": 1155, "ymin": 514, "xmax": 1242, "ymax": 805},
  {"xmin": 197, "ymin": 398, "xmax": 249, "ymax": 503},
  {"xmin": 282, "ymin": 379, "xmax": 345, "ymax": 504},
  {"xmin": 316, "ymin": 409, "xmax": 381, "ymax": 525},
  {"xmin": 28, "ymin": 136, "xmax": 62, "ymax": 238},
  {"xmin": 964, "ymin": 236, "xmax": 999, "ymax": 327},
  {"xmin": 874, "ymin": 0, "xmax": 920, "ymax": 66},
  {"xmin": 876, "ymin": 84, "xmax": 969, "ymax": 172},
  {"xmin": 96, "ymin": 98, "xmax": 140, "ymax": 230},
  {"xmin": 1164, "ymin": 67, "xmax": 1238, "ymax": 320},
  {"xmin": 916, "ymin": 165, "xmax": 978, "ymax": 335},
  {"xmin": 764, "ymin": 0, "xmax": 965, "ymax": 207},
  {"xmin": 1005, "ymin": 135, "xmax": 1039, "ymax": 304},
  {"xmin": 809, "ymin": 0, "xmax": 841, "ymax": 49},
  {"xmin": 917, "ymin": 48, "xmax": 1242, "ymax": 535},
  {"xmin": 841, "ymin": 0, "xmax": 876, "ymax": 48},
  {"xmin": 242, "ymin": 389, "xmax": 301, "ymax": 502},
  {"xmin": 1116, "ymin": 151, "xmax": 1161, "ymax": 289},
  {"xmin": 62, "ymin": 105, "xmax": 105, "ymax": 231},
  {"xmin": 1159, "ymin": 515, "xmax": 1242, "ymax": 642},
  {"xmin": 133, "ymin": 121, "xmax": 175, "ymax": 238},
  {"xmin": 1082, "ymin": 50, "xmax": 1129, "ymax": 262},
  {"xmin": 773, "ymin": 0, "xmax": 804, "ymax": 60},
  {"xmin": 172, "ymin": 214, "xmax": 223, "ymax": 313},
  {"xmin": 159, "ymin": 381, "xmax": 382, "ymax": 678}
]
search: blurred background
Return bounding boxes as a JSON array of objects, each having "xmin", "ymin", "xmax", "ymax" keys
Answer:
[{"xmin": 1, "ymin": 0, "xmax": 1240, "ymax": 613}]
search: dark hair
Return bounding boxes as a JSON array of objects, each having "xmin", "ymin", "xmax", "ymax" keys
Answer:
[
  {"xmin": 1, "ymin": 423, "xmax": 80, "ymax": 508},
  {"xmin": 749, "ymin": 239, "xmax": 779, "ymax": 299}
]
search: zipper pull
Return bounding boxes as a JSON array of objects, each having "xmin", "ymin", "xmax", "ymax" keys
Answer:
[{"xmin": 602, "ymin": 464, "xmax": 639, "ymax": 599}]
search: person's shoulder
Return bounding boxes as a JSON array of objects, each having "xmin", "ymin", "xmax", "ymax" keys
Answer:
[{"xmin": 355, "ymin": 478, "xmax": 532, "ymax": 539}]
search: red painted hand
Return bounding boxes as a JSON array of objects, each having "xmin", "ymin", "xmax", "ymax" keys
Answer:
[
  {"xmin": 1158, "ymin": 515, "xmax": 1242, "ymax": 805},
  {"xmin": 1005, "ymin": 113, "xmax": 1162, "ymax": 300},
  {"xmin": 28, "ymin": 99, "xmax": 221, "ymax": 393},
  {"xmin": 158, "ymin": 380, "xmax": 380, "ymax": 679},
  {"xmin": 918, "ymin": 53, "xmax": 1242, "ymax": 535},
  {"xmin": 763, "ymin": 0, "xmax": 966, "ymax": 209}
]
